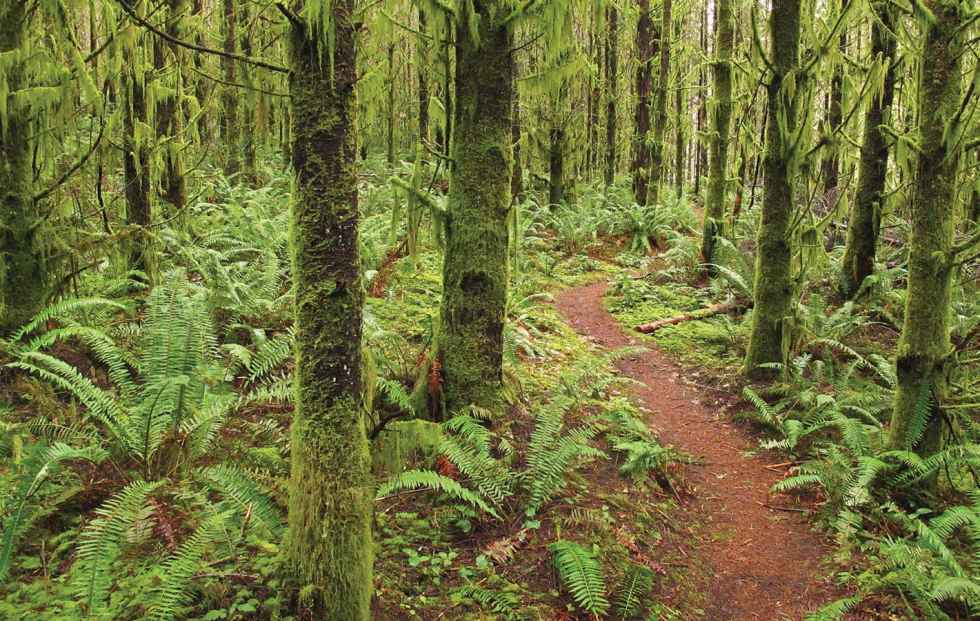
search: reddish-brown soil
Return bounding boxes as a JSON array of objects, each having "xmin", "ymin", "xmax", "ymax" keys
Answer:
[{"xmin": 556, "ymin": 281, "xmax": 840, "ymax": 621}]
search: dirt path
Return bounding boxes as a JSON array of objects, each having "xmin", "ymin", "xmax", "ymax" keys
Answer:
[{"xmin": 555, "ymin": 281, "xmax": 839, "ymax": 621}]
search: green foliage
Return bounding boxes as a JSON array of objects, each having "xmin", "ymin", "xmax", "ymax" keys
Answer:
[{"xmin": 549, "ymin": 539, "xmax": 610, "ymax": 616}]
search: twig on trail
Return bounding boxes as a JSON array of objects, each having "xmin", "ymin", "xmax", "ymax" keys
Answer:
[
  {"xmin": 756, "ymin": 501, "xmax": 809, "ymax": 514},
  {"xmin": 764, "ymin": 462, "xmax": 794, "ymax": 472},
  {"xmin": 636, "ymin": 297, "xmax": 751, "ymax": 334}
]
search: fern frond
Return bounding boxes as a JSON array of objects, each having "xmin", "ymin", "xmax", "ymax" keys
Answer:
[
  {"xmin": 375, "ymin": 470, "xmax": 498, "ymax": 517},
  {"xmin": 200, "ymin": 465, "xmax": 284, "ymax": 535},
  {"xmin": 550, "ymin": 540, "xmax": 610, "ymax": 616}
]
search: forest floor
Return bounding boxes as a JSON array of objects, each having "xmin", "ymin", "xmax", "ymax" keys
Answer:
[{"xmin": 556, "ymin": 280, "xmax": 841, "ymax": 620}]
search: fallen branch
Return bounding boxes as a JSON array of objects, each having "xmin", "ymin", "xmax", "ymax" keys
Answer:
[{"xmin": 635, "ymin": 298, "xmax": 751, "ymax": 334}]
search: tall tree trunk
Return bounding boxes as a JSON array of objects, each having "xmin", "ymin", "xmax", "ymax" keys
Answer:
[
  {"xmin": 222, "ymin": 0, "xmax": 240, "ymax": 177},
  {"xmin": 192, "ymin": 0, "xmax": 210, "ymax": 142},
  {"xmin": 744, "ymin": 0, "xmax": 802, "ymax": 379},
  {"xmin": 587, "ymin": 10, "xmax": 600, "ymax": 178},
  {"xmin": 155, "ymin": 0, "xmax": 189, "ymax": 212},
  {"xmin": 386, "ymin": 43, "xmax": 396, "ymax": 166},
  {"xmin": 631, "ymin": 0, "xmax": 654, "ymax": 205},
  {"xmin": 511, "ymin": 68, "xmax": 523, "ymax": 202},
  {"xmin": 0, "ymin": 3, "xmax": 45, "ymax": 333},
  {"xmin": 604, "ymin": 5, "xmax": 619, "ymax": 187},
  {"xmin": 693, "ymin": 1, "xmax": 708, "ymax": 196},
  {"xmin": 702, "ymin": 0, "xmax": 734, "ymax": 269},
  {"xmin": 418, "ymin": 7, "xmax": 430, "ymax": 145},
  {"xmin": 648, "ymin": 0, "xmax": 671, "ymax": 207},
  {"xmin": 284, "ymin": 1, "xmax": 373, "ymax": 617},
  {"xmin": 240, "ymin": 0, "xmax": 258, "ymax": 185},
  {"xmin": 441, "ymin": 13, "xmax": 453, "ymax": 158},
  {"xmin": 438, "ymin": 1, "xmax": 514, "ymax": 414},
  {"xmin": 839, "ymin": 0, "xmax": 897, "ymax": 297},
  {"xmin": 888, "ymin": 0, "xmax": 964, "ymax": 453},
  {"xmin": 821, "ymin": 0, "xmax": 848, "ymax": 194},
  {"xmin": 673, "ymin": 17, "xmax": 685, "ymax": 198},
  {"xmin": 123, "ymin": 55, "xmax": 154, "ymax": 280}
]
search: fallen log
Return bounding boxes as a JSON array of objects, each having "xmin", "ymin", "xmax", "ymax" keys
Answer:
[{"xmin": 635, "ymin": 298, "xmax": 751, "ymax": 334}]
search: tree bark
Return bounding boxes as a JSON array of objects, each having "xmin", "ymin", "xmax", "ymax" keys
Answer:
[
  {"xmin": 673, "ymin": 17, "xmax": 685, "ymax": 198},
  {"xmin": 438, "ymin": 0, "xmax": 514, "ymax": 415},
  {"xmin": 631, "ymin": 0, "xmax": 654, "ymax": 205},
  {"xmin": 839, "ymin": 0, "xmax": 897, "ymax": 297},
  {"xmin": 155, "ymin": 0, "xmax": 189, "ymax": 212},
  {"xmin": 604, "ymin": 5, "xmax": 619, "ymax": 187},
  {"xmin": 702, "ymin": 0, "xmax": 734, "ymax": 269},
  {"xmin": 648, "ymin": 0, "xmax": 671, "ymax": 207},
  {"xmin": 123, "ymin": 58, "xmax": 154, "ymax": 279},
  {"xmin": 284, "ymin": 1, "xmax": 373, "ymax": 617},
  {"xmin": 0, "ymin": 3, "xmax": 46, "ymax": 333},
  {"xmin": 222, "ymin": 0, "xmax": 240, "ymax": 177},
  {"xmin": 888, "ymin": 0, "xmax": 964, "ymax": 454},
  {"xmin": 744, "ymin": 0, "xmax": 802, "ymax": 379}
]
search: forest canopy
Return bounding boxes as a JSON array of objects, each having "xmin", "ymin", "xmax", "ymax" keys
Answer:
[{"xmin": 1, "ymin": 0, "xmax": 978, "ymax": 619}]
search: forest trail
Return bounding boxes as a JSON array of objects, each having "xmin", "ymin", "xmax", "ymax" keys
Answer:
[{"xmin": 555, "ymin": 280, "xmax": 839, "ymax": 621}]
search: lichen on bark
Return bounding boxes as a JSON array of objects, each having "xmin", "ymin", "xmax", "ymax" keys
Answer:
[
  {"xmin": 283, "ymin": 1, "xmax": 373, "ymax": 618},
  {"xmin": 437, "ymin": 0, "xmax": 514, "ymax": 415}
]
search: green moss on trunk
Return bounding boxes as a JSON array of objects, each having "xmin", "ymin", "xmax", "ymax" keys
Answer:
[
  {"xmin": 888, "ymin": 0, "xmax": 963, "ymax": 453},
  {"xmin": 123, "ymin": 62, "xmax": 155, "ymax": 280},
  {"xmin": 647, "ymin": 0, "xmax": 671, "ymax": 207},
  {"xmin": 155, "ymin": 0, "xmax": 189, "ymax": 214},
  {"xmin": 0, "ymin": 3, "xmax": 45, "ymax": 333},
  {"xmin": 221, "ymin": 0, "xmax": 240, "ymax": 177},
  {"xmin": 437, "ymin": 0, "xmax": 514, "ymax": 415},
  {"xmin": 284, "ymin": 1, "xmax": 373, "ymax": 617},
  {"xmin": 549, "ymin": 125, "xmax": 565, "ymax": 206},
  {"xmin": 631, "ymin": 0, "xmax": 653, "ymax": 205},
  {"xmin": 702, "ymin": 0, "xmax": 734, "ymax": 269},
  {"xmin": 744, "ymin": 0, "xmax": 802, "ymax": 380},
  {"xmin": 604, "ymin": 6, "xmax": 619, "ymax": 187},
  {"xmin": 839, "ymin": 0, "xmax": 897, "ymax": 298}
]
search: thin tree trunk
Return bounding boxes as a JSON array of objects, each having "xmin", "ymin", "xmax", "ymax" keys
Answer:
[
  {"xmin": 0, "ymin": 3, "xmax": 45, "ymax": 332},
  {"xmin": 386, "ymin": 43, "xmax": 396, "ymax": 166},
  {"xmin": 441, "ymin": 13, "xmax": 453, "ymax": 158},
  {"xmin": 511, "ymin": 66, "xmax": 523, "ymax": 202},
  {"xmin": 222, "ymin": 0, "xmax": 240, "ymax": 176},
  {"xmin": 702, "ymin": 0, "xmax": 734, "ymax": 269},
  {"xmin": 241, "ymin": 0, "xmax": 258, "ymax": 185},
  {"xmin": 155, "ymin": 0, "xmax": 189, "ymax": 212},
  {"xmin": 123, "ymin": 59, "xmax": 154, "ymax": 280},
  {"xmin": 549, "ymin": 125, "xmax": 565, "ymax": 205},
  {"xmin": 888, "ymin": 0, "xmax": 965, "ymax": 454},
  {"xmin": 604, "ymin": 5, "xmax": 619, "ymax": 186},
  {"xmin": 821, "ymin": 0, "xmax": 849, "ymax": 194},
  {"xmin": 631, "ymin": 0, "xmax": 654, "ymax": 205},
  {"xmin": 839, "ymin": 0, "xmax": 897, "ymax": 297},
  {"xmin": 648, "ymin": 0, "xmax": 671, "ymax": 207},
  {"xmin": 418, "ymin": 7, "xmax": 430, "ymax": 145},
  {"xmin": 438, "ymin": 0, "xmax": 514, "ymax": 414},
  {"xmin": 744, "ymin": 0, "xmax": 802, "ymax": 379},
  {"xmin": 693, "ymin": 1, "xmax": 708, "ymax": 196},
  {"xmin": 284, "ymin": 1, "xmax": 373, "ymax": 617},
  {"xmin": 673, "ymin": 17, "xmax": 685, "ymax": 198}
]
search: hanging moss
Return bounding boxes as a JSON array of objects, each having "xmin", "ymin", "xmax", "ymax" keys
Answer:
[
  {"xmin": 701, "ymin": 0, "xmax": 733, "ymax": 270},
  {"xmin": 0, "ymin": 3, "xmax": 45, "ymax": 334},
  {"xmin": 284, "ymin": 1, "xmax": 373, "ymax": 618},
  {"xmin": 839, "ymin": 0, "xmax": 897, "ymax": 298},
  {"xmin": 888, "ymin": 0, "xmax": 964, "ymax": 454},
  {"xmin": 744, "ymin": 0, "xmax": 802, "ymax": 380},
  {"xmin": 437, "ymin": 1, "xmax": 514, "ymax": 415}
]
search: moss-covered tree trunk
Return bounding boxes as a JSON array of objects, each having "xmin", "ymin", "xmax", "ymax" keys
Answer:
[
  {"xmin": 604, "ymin": 5, "xmax": 619, "ymax": 186},
  {"xmin": 820, "ymin": 0, "xmax": 848, "ymax": 194},
  {"xmin": 386, "ymin": 43, "xmax": 396, "ymax": 166},
  {"xmin": 549, "ymin": 125, "xmax": 565, "ymax": 206},
  {"xmin": 240, "ymin": 0, "xmax": 258, "ymax": 186},
  {"xmin": 839, "ymin": 0, "xmax": 897, "ymax": 297},
  {"xmin": 511, "ymin": 70, "xmax": 523, "ymax": 202},
  {"xmin": 701, "ymin": 0, "xmax": 734, "ymax": 269},
  {"xmin": 888, "ymin": 0, "xmax": 964, "ymax": 453},
  {"xmin": 284, "ymin": 1, "xmax": 372, "ymax": 618},
  {"xmin": 673, "ymin": 15, "xmax": 685, "ymax": 198},
  {"xmin": 154, "ymin": 0, "xmax": 188, "ymax": 213},
  {"xmin": 744, "ymin": 0, "xmax": 802, "ymax": 379},
  {"xmin": 438, "ymin": 0, "xmax": 513, "ymax": 414},
  {"xmin": 647, "ymin": 0, "xmax": 671, "ymax": 207},
  {"xmin": 221, "ymin": 0, "xmax": 240, "ymax": 177},
  {"xmin": 631, "ymin": 0, "xmax": 654, "ymax": 204},
  {"xmin": 0, "ymin": 3, "xmax": 45, "ymax": 333},
  {"xmin": 418, "ymin": 7, "xmax": 430, "ymax": 145},
  {"xmin": 123, "ymin": 58, "xmax": 154, "ymax": 279}
]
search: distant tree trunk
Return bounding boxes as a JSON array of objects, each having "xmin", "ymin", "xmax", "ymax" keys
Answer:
[
  {"xmin": 631, "ymin": 0, "xmax": 653, "ymax": 205},
  {"xmin": 438, "ymin": 0, "xmax": 514, "ymax": 414},
  {"xmin": 648, "ymin": 0, "xmax": 671, "ymax": 207},
  {"xmin": 222, "ymin": 0, "xmax": 240, "ymax": 177},
  {"xmin": 0, "ymin": 3, "xmax": 46, "ymax": 333},
  {"xmin": 693, "ymin": 1, "xmax": 707, "ymax": 196},
  {"xmin": 821, "ymin": 0, "xmax": 848, "ymax": 194},
  {"xmin": 418, "ymin": 7, "xmax": 430, "ymax": 145},
  {"xmin": 744, "ymin": 0, "xmax": 802, "ymax": 379},
  {"xmin": 549, "ymin": 125, "xmax": 565, "ymax": 205},
  {"xmin": 604, "ymin": 5, "xmax": 619, "ymax": 186},
  {"xmin": 283, "ymin": 1, "xmax": 373, "ymax": 617},
  {"xmin": 240, "ymin": 0, "xmax": 258, "ymax": 185},
  {"xmin": 673, "ymin": 18, "xmax": 685, "ymax": 198},
  {"xmin": 441, "ymin": 13, "xmax": 453, "ymax": 158},
  {"xmin": 839, "ymin": 0, "xmax": 896, "ymax": 297},
  {"xmin": 587, "ymin": 11, "xmax": 600, "ymax": 178},
  {"xmin": 386, "ymin": 42, "xmax": 396, "ymax": 165},
  {"xmin": 888, "ymin": 0, "xmax": 964, "ymax": 454},
  {"xmin": 702, "ymin": 0, "xmax": 734, "ymax": 269},
  {"xmin": 192, "ymin": 0, "xmax": 211, "ymax": 142},
  {"xmin": 123, "ymin": 46, "xmax": 154, "ymax": 280},
  {"xmin": 155, "ymin": 0, "xmax": 189, "ymax": 212}
]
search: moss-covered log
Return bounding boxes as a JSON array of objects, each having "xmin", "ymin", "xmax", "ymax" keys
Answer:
[
  {"xmin": 437, "ymin": 0, "xmax": 514, "ymax": 415},
  {"xmin": 744, "ymin": 0, "xmax": 802, "ymax": 379},
  {"xmin": 283, "ymin": 1, "xmax": 373, "ymax": 617},
  {"xmin": 631, "ymin": 0, "xmax": 653, "ymax": 205},
  {"xmin": 888, "ymin": 0, "xmax": 964, "ymax": 453},
  {"xmin": 839, "ymin": 0, "xmax": 897, "ymax": 298},
  {"xmin": 701, "ymin": 0, "xmax": 734, "ymax": 270},
  {"xmin": 0, "ymin": 3, "xmax": 46, "ymax": 333}
]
